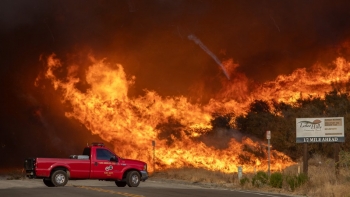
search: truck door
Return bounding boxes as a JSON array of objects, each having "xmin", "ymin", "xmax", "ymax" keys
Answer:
[{"xmin": 90, "ymin": 148, "xmax": 118, "ymax": 179}]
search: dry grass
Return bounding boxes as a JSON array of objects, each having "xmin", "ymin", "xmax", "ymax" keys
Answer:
[
  {"xmin": 0, "ymin": 168, "xmax": 26, "ymax": 180},
  {"xmin": 151, "ymin": 155, "xmax": 350, "ymax": 197},
  {"xmin": 151, "ymin": 167, "xmax": 235, "ymax": 188},
  {"xmin": 300, "ymin": 154, "xmax": 350, "ymax": 197}
]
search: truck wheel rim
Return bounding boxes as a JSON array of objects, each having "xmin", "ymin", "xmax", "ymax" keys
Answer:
[
  {"xmin": 55, "ymin": 174, "xmax": 65, "ymax": 184},
  {"xmin": 131, "ymin": 174, "xmax": 139, "ymax": 184}
]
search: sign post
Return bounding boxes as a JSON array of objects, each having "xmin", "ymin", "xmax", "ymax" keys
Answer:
[
  {"xmin": 303, "ymin": 143, "xmax": 308, "ymax": 175},
  {"xmin": 237, "ymin": 166, "xmax": 243, "ymax": 180},
  {"xmin": 296, "ymin": 117, "xmax": 345, "ymax": 176},
  {"xmin": 266, "ymin": 130, "xmax": 271, "ymax": 177}
]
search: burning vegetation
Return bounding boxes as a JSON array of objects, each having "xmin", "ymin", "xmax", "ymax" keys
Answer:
[
  {"xmin": 33, "ymin": 51, "xmax": 350, "ymax": 174},
  {"xmin": 3, "ymin": 1, "xmax": 350, "ymax": 196}
]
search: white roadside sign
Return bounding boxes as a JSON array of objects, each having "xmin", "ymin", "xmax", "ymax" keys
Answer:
[
  {"xmin": 266, "ymin": 130, "xmax": 271, "ymax": 139},
  {"xmin": 296, "ymin": 117, "xmax": 345, "ymax": 143}
]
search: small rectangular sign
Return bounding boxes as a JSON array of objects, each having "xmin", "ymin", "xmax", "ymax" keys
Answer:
[
  {"xmin": 266, "ymin": 130, "xmax": 271, "ymax": 139},
  {"xmin": 296, "ymin": 117, "xmax": 344, "ymax": 143},
  {"xmin": 237, "ymin": 166, "xmax": 242, "ymax": 180}
]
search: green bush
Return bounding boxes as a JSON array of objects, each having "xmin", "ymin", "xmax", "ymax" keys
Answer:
[
  {"xmin": 252, "ymin": 171, "xmax": 268, "ymax": 187},
  {"xmin": 297, "ymin": 173, "xmax": 308, "ymax": 185},
  {"xmin": 285, "ymin": 175, "xmax": 297, "ymax": 191},
  {"xmin": 269, "ymin": 172, "xmax": 283, "ymax": 188},
  {"xmin": 240, "ymin": 177, "xmax": 250, "ymax": 186},
  {"xmin": 285, "ymin": 173, "xmax": 308, "ymax": 191}
]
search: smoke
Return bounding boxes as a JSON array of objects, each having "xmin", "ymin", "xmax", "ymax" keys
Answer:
[
  {"xmin": 188, "ymin": 34, "xmax": 230, "ymax": 80},
  {"xmin": 2, "ymin": 0, "xmax": 350, "ymax": 169},
  {"xmin": 0, "ymin": 0, "xmax": 49, "ymax": 31},
  {"xmin": 127, "ymin": 0, "xmax": 137, "ymax": 12}
]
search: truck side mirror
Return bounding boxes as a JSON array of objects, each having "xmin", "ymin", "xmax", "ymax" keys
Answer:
[{"xmin": 110, "ymin": 156, "xmax": 118, "ymax": 162}]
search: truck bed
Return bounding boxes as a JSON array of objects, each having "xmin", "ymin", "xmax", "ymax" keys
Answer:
[{"xmin": 34, "ymin": 158, "xmax": 91, "ymax": 179}]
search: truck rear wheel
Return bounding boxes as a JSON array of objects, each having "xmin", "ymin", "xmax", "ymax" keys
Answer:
[
  {"xmin": 115, "ymin": 181, "xmax": 127, "ymax": 187},
  {"xmin": 43, "ymin": 178, "xmax": 55, "ymax": 187},
  {"xmin": 126, "ymin": 171, "xmax": 140, "ymax": 187},
  {"xmin": 51, "ymin": 170, "xmax": 68, "ymax": 187}
]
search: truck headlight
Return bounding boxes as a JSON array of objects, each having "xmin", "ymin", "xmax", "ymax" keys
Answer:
[{"xmin": 143, "ymin": 164, "xmax": 147, "ymax": 171}]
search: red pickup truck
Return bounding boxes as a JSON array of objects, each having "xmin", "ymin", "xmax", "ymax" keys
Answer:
[{"xmin": 24, "ymin": 143, "xmax": 148, "ymax": 187}]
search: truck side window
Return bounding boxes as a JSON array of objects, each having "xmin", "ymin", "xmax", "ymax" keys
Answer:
[{"xmin": 96, "ymin": 148, "xmax": 114, "ymax": 160}]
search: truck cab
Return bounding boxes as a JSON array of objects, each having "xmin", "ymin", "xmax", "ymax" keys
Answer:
[{"xmin": 24, "ymin": 143, "xmax": 148, "ymax": 187}]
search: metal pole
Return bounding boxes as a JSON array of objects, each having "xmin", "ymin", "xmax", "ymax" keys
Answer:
[{"xmin": 266, "ymin": 130, "xmax": 271, "ymax": 177}]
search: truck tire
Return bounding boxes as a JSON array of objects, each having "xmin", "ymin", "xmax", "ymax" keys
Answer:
[
  {"xmin": 51, "ymin": 170, "xmax": 68, "ymax": 187},
  {"xmin": 115, "ymin": 181, "xmax": 127, "ymax": 187},
  {"xmin": 126, "ymin": 171, "xmax": 140, "ymax": 187},
  {"xmin": 43, "ymin": 178, "xmax": 55, "ymax": 187}
]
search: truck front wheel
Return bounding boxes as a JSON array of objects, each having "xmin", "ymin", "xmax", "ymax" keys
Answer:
[
  {"xmin": 51, "ymin": 170, "xmax": 68, "ymax": 187},
  {"xmin": 126, "ymin": 171, "xmax": 140, "ymax": 187}
]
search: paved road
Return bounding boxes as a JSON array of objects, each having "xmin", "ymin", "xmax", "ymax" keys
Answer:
[{"xmin": 0, "ymin": 178, "xmax": 300, "ymax": 197}]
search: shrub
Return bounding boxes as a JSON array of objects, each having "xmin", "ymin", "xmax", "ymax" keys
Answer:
[
  {"xmin": 297, "ymin": 173, "xmax": 308, "ymax": 185},
  {"xmin": 240, "ymin": 177, "xmax": 250, "ymax": 186},
  {"xmin": 252, "ymin": 171, "xmax": 268, "ymax": 187},
  {"xmin": 269, "ymin": 172, "xmax": 283, "ymax": 188},
  {"xmin": 285, "ymin": 173, "xmax": 308, "ymax": 191}
]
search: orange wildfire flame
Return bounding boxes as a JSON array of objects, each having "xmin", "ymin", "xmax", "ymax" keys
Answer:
[{"xmin": 37, "ymin": 54, "xmax": 350, "ymax": 173}]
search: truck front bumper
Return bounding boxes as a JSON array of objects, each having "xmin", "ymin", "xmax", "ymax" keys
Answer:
[{"xmin": 140, "ymin": 171, "xmax": 148, "ymax": 181}]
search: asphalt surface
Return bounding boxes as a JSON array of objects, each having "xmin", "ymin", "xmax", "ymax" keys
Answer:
[{"xmin": 0, "ymin": 177, "xmax": 302, "ymax": 197}]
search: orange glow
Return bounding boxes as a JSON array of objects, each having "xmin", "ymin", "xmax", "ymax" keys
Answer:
[
  {"xmin": 38, "ymin": 54, "xmax": 350, "ymax": 173},
  {"xmin": 216, "ymin": 57, "xmax": 350, "ymax": 115}
]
